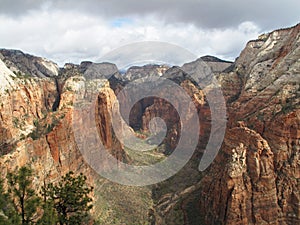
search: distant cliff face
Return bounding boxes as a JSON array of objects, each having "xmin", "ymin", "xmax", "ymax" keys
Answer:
[
  {"xmin": 0, "ymin": 23, "xmax": 299, "ymax": 225},
  {"xmin": 0, "ymin": 49, "xmax": 59, "ymax": 78}
]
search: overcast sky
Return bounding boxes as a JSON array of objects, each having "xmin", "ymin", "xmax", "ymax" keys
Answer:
[{"xmin": 0, "ymin": 0, "xmax": 299, "ymax": 66}]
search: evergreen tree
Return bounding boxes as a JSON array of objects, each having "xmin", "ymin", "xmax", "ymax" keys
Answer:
[
  {"xmin": 37, "ymin": 201, "xmax": 58, "ymax": 225},
  {"xmin": 7, "ymin": 166, "xmax": 41, "ymax": 225},
  {"xmin": 0, "ymin": 178, "xmax": 9, "ymax": 224},
  {"xmin": 42, "ymin": 172, "xmax": 93, "ymax": 225},
  {"xmin": 0, "ymin": 178, "xmax": 21, "ymax": 225}
]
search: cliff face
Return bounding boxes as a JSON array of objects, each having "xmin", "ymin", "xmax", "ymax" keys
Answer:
[
  {"xmin": 197, "ymin": 24, "xmax": 300, "ymax": 225},
  {"xmin": 198, "ymin": 127, "xmax": 279, "ymax": 224},
  {"xmin": 0, "ymin": 56, "xmax": 127, "ymax": 190},
  {"xmin": 0, "ymin": 57, "xmax": 57, "ymax": 157}
]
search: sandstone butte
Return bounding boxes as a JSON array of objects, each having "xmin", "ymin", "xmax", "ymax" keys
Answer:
[{"xmin": 0, "ymin": 23, "xmax": 299, "ymax": 225}]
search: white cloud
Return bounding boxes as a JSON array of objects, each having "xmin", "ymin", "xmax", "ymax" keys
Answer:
[{"xmin": 0, "ymin": 9, "xmax": 261, "ymax": 66}]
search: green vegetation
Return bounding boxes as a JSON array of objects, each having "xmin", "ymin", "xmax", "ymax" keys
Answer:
[
  {"xmin": 0, "ymin": 166, "xmax": 94, "ymax": 225},
  {"xmin": 29, "ymin": 113, "xmax": 63, "ymax": 140},
  {"xmin": 257, "ymin": 112, "xmax": 264, "ymax": 121},
  {"xmin": 7, "ymin": 166, "xmax": 41, "ymax": 225},
  {"xmin": 12, "ymin": 71, "xmax": 32, "ymax": 80},
  {"xmin": 65, "ymin": 86, "xmax": 73, "ymax": 92},
  {"xmin": 123, "ymin": 130, "xmax": 167, "ymax": 166},
  {"xmin": 93, "ymin": 178, "xmax": 153, "ymax": 225},
  {"xmin": 0, "ymin": 177, "xmax": 21, "ymax": 225},
  {"xmin": 281, "ymin": 99, "xmax": 295, "ymax": 114},
  {"xmin": 42, "ymin": 172, "xmax": 93, "ymax": 225},
  {"xmin": 125, "ymin": 146, "xmax": 166, "ymax": 166},
  {"xmin": 9, "ymin": 71, "xmax": 32, "ymax": 85},
  {"xmin": 72, "ymin": 77, "xmax": 83, "ymax": 82},
  {"xmin": 12, "ymin": 117, "xmax": 26, "ymax": 130},
  {"xmin": 92, "ymin": 137, "xmax": 157, "ymax": 224}
]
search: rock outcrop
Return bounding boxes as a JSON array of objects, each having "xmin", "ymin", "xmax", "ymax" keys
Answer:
[
  {"xmin": 196, "ymin": 23, "xmax": 300, "ymax": 225},
  {"xmin": 198, "ymin": 127, "xmax": 279, "ymax": 224},
  {"xmin": 0, "ymin": 49, "xmax": 59, "ymax": 78},
  {"xmin": 82, "ymin": 62, "xmax": 121, "ymax": 80},
  {"xmin": 124, "ymin": 64, "xmax": 170, "ymax": 81},
  {"xmin": 188, "ymin": 55, "xmax": 232, "ymax": 73}
]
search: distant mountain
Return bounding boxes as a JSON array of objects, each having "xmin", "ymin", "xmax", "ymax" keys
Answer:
[
  {"xmin": 0, "ymin": 49, "xmax": 59, "ymax": 77},
  {"xmin": 200, "ymin": 55, "xmax": 232, "ymax": 63}
]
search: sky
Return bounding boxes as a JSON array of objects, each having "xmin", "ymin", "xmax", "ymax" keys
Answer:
[{"xmin": 0, "ymin": 0, "xmax": 299, "ymax": 67}]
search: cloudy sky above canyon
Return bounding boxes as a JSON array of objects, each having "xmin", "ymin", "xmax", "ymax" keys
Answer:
[{"xmin": 0, "ymin": 0, "xmax": 299, "ymax": 66}]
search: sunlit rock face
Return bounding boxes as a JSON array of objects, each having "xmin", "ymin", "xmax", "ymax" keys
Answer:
[{"xmin": 0, "ymin": 56, "xmax": 127, "ymax": 195}]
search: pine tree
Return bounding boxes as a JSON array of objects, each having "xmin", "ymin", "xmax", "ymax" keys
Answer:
[
  {"xmin": 42, "ymin": 172, "xmax": 93, "ymax": 225},
  {"xmin": 7, "ymin": 166, "xmax": 41, "ymax": 225},
  {"xmin": 0, "ymin": 178, "xmax": 21, "ymax": 225},
  {"xmin": 0, "ymin": 178, "xmax": 10, "ymax": 225},
  {"xmin": 37, "ymin": 201, "xmax": 58, "ymax": 225}
]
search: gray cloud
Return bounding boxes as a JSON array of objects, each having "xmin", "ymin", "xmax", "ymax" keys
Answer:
[
  {"xmin": 0, "ymin": 0, "xmax": 298, "ymax": 66},
  {"xmin": 0, "ymin": 0, "xmax": 45, "ymax": 15},
  {"xmin": 1, "ymin": 0, "xmax": 299, "ymax": 30}
]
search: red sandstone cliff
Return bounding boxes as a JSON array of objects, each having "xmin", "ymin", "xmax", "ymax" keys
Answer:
[{"xmin": 0, "ymin": 57, "xmax": 127, "ymax": 190}]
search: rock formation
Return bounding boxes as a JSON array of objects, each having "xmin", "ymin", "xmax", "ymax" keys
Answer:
[
  {"xmin": 0, "ymin": 49, "xmax": 59, "ymax": 78},
  {"xmin": 196, "ymin": 23, "xmax": 300, "ymax": 225},
  {"xmin": 0, "ymin": 55, "xmax": 127, "ymax": 194}
]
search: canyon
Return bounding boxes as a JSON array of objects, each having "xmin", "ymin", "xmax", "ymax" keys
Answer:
[{"xmin": 0, "ymin": 23, "xmax": 299, "ymax": 225}]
